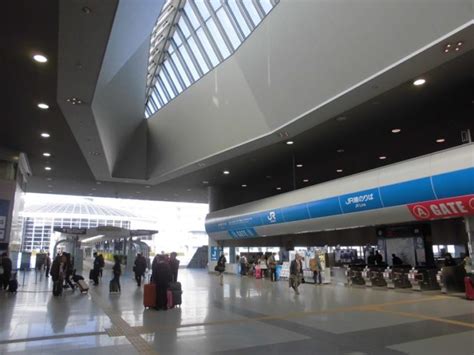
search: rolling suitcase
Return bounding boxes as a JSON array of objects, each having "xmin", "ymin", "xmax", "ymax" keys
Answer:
[
  {"xmin": 255, "ymin": 267, "xmax": 262, "ymax": 279},
  {"xmin": 167, "ymin": 289, "xmax": 173, "ymax": 309},
  {"xmin": 144, "ymin": 283, "xmax": 156, "ymax": 308},
  {"xmin": 169, "ymin": 282, "xmax": 182, "ymax": 307},
  {"xmin": 89, "ymin": 269, "xmax": 96, "ymax": 280},
  {"xmin": 464, "ymin": 277, "xmax": 474, "ymax": 300},
  {"xmin": 8, "ymin": 279, "xmax": 18, "ymax": 293},
  {"xmin": 53, "ymin": 280, "xmax": 62, "ymax": 296},
  {"xmin": 76, "ymin": 279, "xmax": 89, "ymax": 294},
  {"xmin": 109, "ymin": 279, "xmax": 120, "ymax": 293}
]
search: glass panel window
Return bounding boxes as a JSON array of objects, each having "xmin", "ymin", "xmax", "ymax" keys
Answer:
[
  {"xmin": 242, "ymin": 0, "xmax": 262, "ymax": 26},
  {"xmin": 227, "ymin": 1, "xmax": 251, "ymax": 36},
  {"xmin": 156, "ymin": 80, "xmax": 170, "ymax": 103},
  {"xmin": 210, "ymin": 0, "xmax": 223, "ymax": 11},
  {"xmin": 159, "ymin": 71, "xmax": 176, "ymax": 99},
  {"xmin": 184, "ymin": 2, "xmax": 201, "ymax": 30},
  {"xmin": 164, "ymin": 61, "xmax": 183, "ymax": 93},
  {"xmin": 171, "ymin": 52, "xmax": 191, "ymax": 87},
  {"xmin": 206, "ymin": 18, "xmax": 230, "ymax": 59},
  {"xmin": 194, "ymin": 0, "xmax": 211, "ymax": 21},
  {"xmin": 196, "ymin": 28, "xmax": 219, "ymax": 66},
  {"xmin": 178, "ymin": 17, "xmax": 191, "ymax": 38},
  {"xmin": 151, "ymin": 91, "xmax": 162, "ymax": 108},
  {"xmin": 188, "ymin": 37, "xmax": 210, "ymax": 74},
  {"xmin": 216, "ymin": 8, "xmax": 241, "ymax": 50},
  {"xmin": 178, "ymin": 45, "xmax": 200, "ymax": 80},
  {"xmin": 260, "ymin": 0, "xmax": 274, "ymax": 14}
]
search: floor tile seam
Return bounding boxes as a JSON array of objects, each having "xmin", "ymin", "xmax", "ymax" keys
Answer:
[
  {"xmin": 372, "ymin": 308, "xmax": 474, "ymax": 329},
  {"xmin": 0, "ymin": 331, "xmax": 108, "ymax": 345}
]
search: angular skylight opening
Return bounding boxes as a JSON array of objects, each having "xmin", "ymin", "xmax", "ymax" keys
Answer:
[{"xmin": 145, "ymin": 0, "xmax": 280, "ymax": 118}]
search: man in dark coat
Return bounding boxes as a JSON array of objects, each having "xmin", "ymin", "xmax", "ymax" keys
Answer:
[
  {"xmin": 169, "ymin": 252, "xmax": 180, "ymax": 283},
  {"xmin": 1, "ymin": 252, "xmax": 12, "ymax": 290},
  {"xmin": 152, "ymin": 255, "xmax": 172, "ymax": 310},
  {"xmin": 134, "ymin": 253, "xmax": 147, "ymax": 287}
]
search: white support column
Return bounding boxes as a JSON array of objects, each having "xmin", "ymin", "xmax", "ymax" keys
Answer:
[{"xmin": 465, "ymin": 216, "xmax": 474, "ymax": 259}]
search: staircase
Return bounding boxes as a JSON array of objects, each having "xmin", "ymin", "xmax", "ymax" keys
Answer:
[{"xmin": 187, "ymin": 246, "xmax": 208, "ymax": 269}]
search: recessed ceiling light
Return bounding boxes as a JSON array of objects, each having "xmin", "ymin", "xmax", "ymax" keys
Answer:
[
  {"xmin": 276, "ymin": 187, "xmax": 282, "ymax": 190},
  {"xmin": 286, "ymin": 141, "xmax": 294, "ymax": 145},
  {"xmin": 136, "ymin": 191, "xmax": 141, "ymax": 194},
  {"xmin": 89, "ymin": 151, "xmax": 101, "ymax": 156},
  {"xmin": 223, "ymin": 170, "xmax": 230, "ymax": 175},
  {"xmin": 241, "ymin": 184, "xmax": 247, "ymax": 187},
  {"xmin": 413, "ymin": 78, "xmax": 426, "ymax": 86},
  {"xmin": 336, "ymin": 116, "xmax": 347, "ymax": 122},
  {"xmin": 303, "ymin": 179, "xmax": 309, "ymax": 183},
  {"xmin": 48, "ymin": 185, "xmax": 53, "ymax": 188},
  {"xmin": 336, "ymin": 148, "xmax": 345, "ymax": 153},
  {"xmin": 336, "ymin": 169, "xmax": 343, "ymax": 173},
  {"xmin": 145, "ymin": 185, "xmax": 151, "ymax": 188},
  {"xmin": 37, "ymin": 103, "xmax": 49, "ymax": 110},
  {"xmin": 391, "ymin": 128, "xmax": 401, "ymax": 133},
  {"xmin": 82, "ymin": 6, "xmax": 92, "ymax": 14},
  {"xmin": 202, "ymin": 180, "xmax": 209, "ymax": 184},
  {"xmin": 187, "ymin": 188, "xmax": 192, "ymax": 192},
  {"xmin": 42, "ymin": 152, "xmax": 51, "ymax": 157},
  {"xmin": 96, "ymin": 181, "xmax": 102, "ymax": 185},
  {"xmin": 296, "ymin": 164, "xmax": 303, "ymax": 168},
  {"xmin": 44, "ymin": 166, "xmax": 52, "ymax": 171},
  {"xmin": 91, "ymin": 188, "xmax": 96, "ymax": 191},
  {"xmin": 457, "ymin": 41, "xmax": 463, "ymax": 46},
  {"xmin": 41, "ymin": 132, "xmax": 50, "ymax": 138},
  {"xmin": 46, "ymin": 178, "xmax": 53, "ymax": 181},
  {"xmin": 436, "ymin": 138, "xmax": 445, "ymax": 143},
  {"xmin": 379, "ymin": 156, "xmax": 387, "ymax": 160},
  {"xmin": 33, "ymin": 54, "xmax": 48, "ymax": 63}
]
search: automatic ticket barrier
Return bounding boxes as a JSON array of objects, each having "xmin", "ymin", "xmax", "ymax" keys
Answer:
[
  {"xmin": 408, "ymin": 267, "xmax": 440, "ymax": 291},
  {"xmin": 362, "ymin": 266, "xmax": 387, "ymax": 287},
  {"xmin": 437, "ymin": 265, "xmax": 467, "ymax": 293},
  {"xmin": 384, "ymin": 266, "xmax": 412, "ymax": 289},
  {"xmin": 346, "ymin": 265, "xmax": 366, "ymax": 286}
]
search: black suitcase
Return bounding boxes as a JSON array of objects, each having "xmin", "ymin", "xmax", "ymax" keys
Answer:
[
  {"xmin": 109, "ymin": 279, "xmax": 120, "ymax": 293},
  {"xmin": 8, "ymin": 279, "xmax": 18, "ymax": 293},
  {"xmin": 169, "ymin": 282, "xmax": 182, "ymax": 306},
  {"xmin": 89, "ymin": 269, "xmax": 96, "ymax": 280}
]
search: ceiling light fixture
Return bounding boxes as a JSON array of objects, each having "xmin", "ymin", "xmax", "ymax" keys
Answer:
[
  {"xmin": 44, "ymin": 166, "xmax": 52, "ymax": 171},
  {"xmin": 296, "ymin": 164, "xmax": 303, "ymax": 168},
  {"xmin": 436, "ymin": 138, "xmax": 446, "ymax": 143},
  {"xmin": 276, "ymin": 187, "xmax": 282, "ymax": 190},
  {"xmin": 41, "ymin": 132, "xmax": 50, "ymax": 138},
  {"xmin": 66, "ymin": 97, "xmax": 83, "ymax": 105},
  {"xmin": 379, "ymin": 156, "xmax": 387, "ymax": 160},
  {"xmin": 391, "ymin": 128, "xmax": 401, "ymax": 133},
  {"xmin": 241, "ymin": 184, "xmax": 247, "ymax": 187},
  {"xmin": 337, "ymin": 169, "xmax": 343, "ymax": 173},
  {"xmin": 336, "ymin": 148, "xmax": 345, "ymax": 153},
  {"xmin": 336, "ymin": 116, "xmax": 347, "ymax": 122},
  {"xmin": 145, "ymin": 185, "xmax": 151, "ymax": 188},
  {"xmin": 303, "ymin": 179, "xmax": 309, "ymax": 183},
  {"xmin": 33, "ymin": 54, "xmax": 48, "ymax": 63},
  {"xmin": 286, "ymin": 141, "xmax": 294, "ymax": 145},
  {"xmin": 37, "ymin": 103, "xmax": 49, "ymax": 110},
  {"xmin": 202, "ymin": 180, "xmax": 209, "ymax": 184},
  {"xmin": 42, "ymin": 152, "xmax": 51, "ymax": 157},
  {"xmin": 82, "ymin": 6, "xmax": 92, "ymax": 14},
  {"xmin": 223, "ymin": 170, "xmax": 230, "ymax": 175},
  {"xmin": 413, "ymin": 78, "xmax": 426, "ymax": 86}
]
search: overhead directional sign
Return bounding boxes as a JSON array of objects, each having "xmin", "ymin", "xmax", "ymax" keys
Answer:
[{"xmin": 408, "ymin": 194, "xmax": 474, "ymax": 220}]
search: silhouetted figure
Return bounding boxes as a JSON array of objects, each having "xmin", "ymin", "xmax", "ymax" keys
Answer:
[
  {"xmin": 1, "ymin": 252, "xmax": 12, "ymax": 290},
  {"xmin": 134, "ymin": 253, "xmax": 147, "ymax": 287},
  {"xmin": 45, "ymin": 252, "xmax": 51, "ymax": 278},
  {"xmin": 392, "ymin": 254, "xmax": 403, "ymax": 266},
  {"xmin": 367, "ymin": 252, "xmax": 376, "ymax": 266},
  {"xmin": 444, "ymin": 253, "xmax": 456, "ymax": 267},
  {"xmin": 152, "ymin": 255, "xmax": 172, "ymax": 310},
  {"xmin": 375, "ymin": 251, "xmax": 384, "ymax": 266},
  {"xmin": 169, "ymin": 252, "xmax": 180, "ymax": 283}
]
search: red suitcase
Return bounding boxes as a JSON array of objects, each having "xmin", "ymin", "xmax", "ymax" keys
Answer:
[
  {"xmin": 144, "ymin": 283, "xmax": 156, "ymax": 308},
  {"xmin": 464, "ymin": 277, "xmax": 474, "ymax": 300},
  {"xmin": 255, "ymin": 267, "xmax": 262, "ymax": 279}
]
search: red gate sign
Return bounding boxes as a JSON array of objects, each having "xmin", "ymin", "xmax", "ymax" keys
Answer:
[{"xmin": 408, "ymin": 194, "xmax": 474, "ymax": 220}]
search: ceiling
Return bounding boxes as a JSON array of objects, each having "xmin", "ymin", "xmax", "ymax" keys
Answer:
[{"xmin": 2, "ymin": 1, "xmax": 473, "ymax": 207}]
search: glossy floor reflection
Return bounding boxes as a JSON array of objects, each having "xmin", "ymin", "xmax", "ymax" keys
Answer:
[{"xmin": 0, "ymin": 268, "xmax": 473, "ymax": 354}]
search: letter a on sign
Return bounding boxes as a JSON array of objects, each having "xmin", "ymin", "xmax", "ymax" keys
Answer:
[{"xmin": 413, "ymin": 205, "xmax": 430, "ymax": 219}]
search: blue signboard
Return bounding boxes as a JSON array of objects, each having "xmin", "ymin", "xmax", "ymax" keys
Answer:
[
  {"xmin": 210, "ymin": 246, "xmax": 223, "ymax": 261},
  {"xmin": 205, "ymin": 167, "xmax": 474, "ymax": 236},
  {"xmin": 339, "ymin": 188, "xmax": 383, "ymax": 213}
]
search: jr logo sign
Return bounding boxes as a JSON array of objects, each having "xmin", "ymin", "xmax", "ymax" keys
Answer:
[{"xmin": 267, "ymin": 211, "xmax": 277, "ymax": 223}]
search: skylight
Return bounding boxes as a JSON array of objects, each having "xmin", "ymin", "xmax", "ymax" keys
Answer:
[{"xmin": 145, "ymin": 0, "xmax": 279, "ymax": 118}]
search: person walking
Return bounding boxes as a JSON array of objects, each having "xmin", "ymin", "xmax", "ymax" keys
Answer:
[
  {"xmin": 111, "ymin": 255, "xmax": 121, "ymax": 293},
  {"xmin": 240, "ymin": 255, "xmax": 247, "ymax": 276},
  {"xmin": 98, "ymin": 254, "xmax": 105, "ymax": 278},
  {"xmin": 290, "ymin": 254, "xmax": 304, "ymax": 294},
  {"xmin": 63, "ymin": 253, "xmax": 75, "ymax": 291},
  {"xmin": 309, "ymin": 254, "xmax": 322, "ymax": 285},
  {"xmin": 169, "ymin": 252, "xmax": 180, "ymax": 283},
  {"xmin": 392, "ymin": 254, "xmax": 403, "ymax": 266},
  {"xmin": 216, "ymin": 253, "xmax": 226, "ymax": 286},
  {"xmin": 92, "ymin": 252, "xmax": 101, "ymax": 286},
  {"xmin": 134, "ymin": 253, "xmax": 147, "ymax": 287},
  {"xmin": 268, "ymin": 253, "xmax": 277, "ymax": 282},
  {"xmin": 45, "ymin": 252, "xmax": 51, "ymax": 278},
  {"xmin": 1, "ymin": 252, "xmax": 12, "ymax": 290},
  {"xmin": 152, "ymin": 255, "xmax": 172, "ymax": 310},
  {"xmin": 375, "ymin": 251, "xmax": 384, "ymax": 266}
]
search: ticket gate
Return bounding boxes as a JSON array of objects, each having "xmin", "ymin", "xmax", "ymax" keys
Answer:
[
  {"xmin": 362, "ymin": 266, "xmax": 387, "ymax": 287},
  {"xmin": 346, "ymin": 265, "xmax": 366, "ymax": 286},
  {"xmin": 384, "ymin": 265, "xmax": 412, "ymax": 289},
  {"xmin": 408, "ymin": 267, "xmax": 440, "ymax": 291}
]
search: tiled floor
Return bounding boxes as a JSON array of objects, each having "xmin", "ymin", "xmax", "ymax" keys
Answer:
[{"xmin": 0, "ymin": 267, "xmax": 473, "ymax": 354}]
